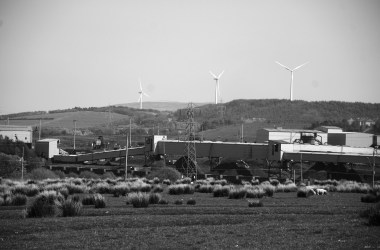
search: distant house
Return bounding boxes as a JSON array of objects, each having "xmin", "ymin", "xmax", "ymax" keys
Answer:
[{"xmin": 0, "ymin": 125, "xmax": 33, "ymax": 144}]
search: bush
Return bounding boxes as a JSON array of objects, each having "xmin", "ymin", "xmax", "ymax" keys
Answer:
[
  {"xmin": 197, "ymin": 184, "xmax": 213, "ymax": 193},
  {"xmin": 187, "ymin": 199, "xmax": 196, "ymax": 205},
  {"xmin": 111, "ymin": 183, "xmax": 130, "ymax": 197},
  {"xmin": 128, "ymin": 192, "xmax": 150, "ymax": 208},
  {"xmin": 93, "ymin": 193, "xmax": 106, "ymax": 208},
  {"xmin": 168, "ymin": 184, "xmax": 194, "ymax": 195},
  {"xmin": 248, "ymin": 199, "xmax": 263, "ymax": 207},
  {"xmin": 246, "ymin": 187, "xmax": 265, "ymax": 198},
  {"xmin": 12, "ymin": 184, "xmax": 39, "ymax": 197},
  {"xmin": 147, "ymin": 167, "xmax": 181, "ymax": 183},
  {"xmin": 29, "ymin": 168, "xmax": 58, "ymax": 180},
  {"xmin": 27, "ymin": 191, "xmax": 64, "ymax": 217},
  {"xmin": 59, "ymin": 199, "xmax": 82, "ymax": 217}
]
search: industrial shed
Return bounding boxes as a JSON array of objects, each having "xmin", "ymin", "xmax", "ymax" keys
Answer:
[
  {"xmin": 35, "ymin": 139, "xmax": 60, "ymax": 159},
  {"xmin": 327, "ymin": 132, "xmax": 373, "ymax": 147},
  {"xmin": 0, "ymin": 125, "xmax": 33, "ymax": 143},
  {"xmin": 256, "ymin": 128, "xmax": 327, "ymax": 144}
]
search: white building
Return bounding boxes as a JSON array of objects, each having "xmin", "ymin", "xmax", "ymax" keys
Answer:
[
  {"xmin": 35, "ymin": 139, "xmax": 60, "ymax": 158},
  {"xmin": 0, "ymin": 125, "xmax": 33, "ymax": 143},
  {"xmin": 256, "ymin": 128, "xmax": 327, "ymax": 145}
]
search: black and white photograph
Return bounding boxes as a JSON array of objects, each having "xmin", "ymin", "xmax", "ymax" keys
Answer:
[{"xmin": 0, "ymin": 0, "xmax": 379, "ymax": 249}]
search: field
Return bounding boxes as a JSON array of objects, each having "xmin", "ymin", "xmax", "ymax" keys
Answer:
[{"xmin": 0, "ymin": 182, "xmax": 379, "ymax": 249}]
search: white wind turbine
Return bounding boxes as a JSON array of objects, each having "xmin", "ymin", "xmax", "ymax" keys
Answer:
[
  {"xmin": 209, "ymin": 70, "xmax": 224, "ymax": 104},
  {"xmin": 138, "ymin": 79, "xmax": 149, "ymax": 109},
  {"xmin": 275, "ymin": 61, "xmax": 309, "ymax": 101}
]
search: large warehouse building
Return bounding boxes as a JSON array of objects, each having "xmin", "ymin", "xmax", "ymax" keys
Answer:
[{"xmin": 0, "ymin": 125, "xmax": 33, "ymax": 143}]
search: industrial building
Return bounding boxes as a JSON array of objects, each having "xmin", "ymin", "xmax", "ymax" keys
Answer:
[
  {"xmin": 0, "ymin": 125, "xmax": 33, "ymax": 144},
  {"xmin": 35, "ymin": 139, "xmax": 60, "ymax": 159},
  {"xmin": 327, "ymin": 132, "xmax": 374, "ymax": 147},
  {"xmin": 255, "ymin": 128, "xmax": 327, "ymax": 145}
]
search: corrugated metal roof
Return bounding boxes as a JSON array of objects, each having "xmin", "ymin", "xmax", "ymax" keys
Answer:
[
  {"xmin": 0, "ymin": 125, "xmax": 33, "ymax": 131},
  {"xmin": 37, "ymin": 139, "xmax": 59, "ymax": 142},
  {"xmin": 259, "ymin": 128, "xmax": 321, "ymax": 133}
]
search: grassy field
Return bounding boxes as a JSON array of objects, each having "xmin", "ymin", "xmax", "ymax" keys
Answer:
[{"xmin": 0, "ymin": 187, "xmax": 379, "ymax": 249}]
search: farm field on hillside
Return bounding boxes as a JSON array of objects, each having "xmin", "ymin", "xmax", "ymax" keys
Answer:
[{"xmin": 0, "ymin": 190, "xmax": 379, "ymax": 249}]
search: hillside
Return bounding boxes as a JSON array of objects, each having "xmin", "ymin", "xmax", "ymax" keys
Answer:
[
  {"xmin": 175, "ymin": 99, "xmax": 380, "ymax": 127},
  {"xmin": 118, "ymin": 102, "xmax": 209, "ymax": 111}
]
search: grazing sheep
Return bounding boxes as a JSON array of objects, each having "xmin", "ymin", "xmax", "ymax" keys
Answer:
[{"xmin": 315, "ymin": 188, "xmax": 328, "ymax": 195}]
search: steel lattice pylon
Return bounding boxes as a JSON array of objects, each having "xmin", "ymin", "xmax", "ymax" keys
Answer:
[{"xmin": 181, "ymin": 103, "xmax": 197, "ymax": 180}]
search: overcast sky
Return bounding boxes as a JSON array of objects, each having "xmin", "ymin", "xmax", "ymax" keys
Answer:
[{"xmin": 0, "ymin": 0, "xmax": 379, "ymax": 115}]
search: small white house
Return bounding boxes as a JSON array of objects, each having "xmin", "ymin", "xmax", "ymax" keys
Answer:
[{"xmin": 35, "ymin": 139, "xmax": 60, "ymax": 159}]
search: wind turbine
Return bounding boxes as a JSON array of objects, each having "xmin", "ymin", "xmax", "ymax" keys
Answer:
[
  {"xmin": 209, "ymin": 70, "xmax": 224, "ymax": 104},
  {"xmin": 275, "ymin": 61, "xmax": 309, "ymax": 101},
  {"xmin": 138, "ymin": 79, "xmax": 149, "ymax": 109}
]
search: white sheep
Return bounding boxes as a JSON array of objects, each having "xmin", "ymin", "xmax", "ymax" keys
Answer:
[{"xmin": 315, "ymin": 188, "xmax": 328, "ymax": 195}]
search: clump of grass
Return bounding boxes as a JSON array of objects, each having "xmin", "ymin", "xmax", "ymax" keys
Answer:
[
  {"xmin": 82, "ymin": 194, "xmax": 95, "ymax": 205},
  {"xmin": 152, "ymin": 177, "xmax": 160, "ymax": 184},
  {"xmin": 149, "ymin": 192, "xmax": 162, "ymax": 204},
  {"xmin": 168, "ymin": 184, "xmax": 194, "ymax": 195},
  {"xmin": 176, "ymin": 177, "xmax": 192, "ymax": 184},
  {"xmin": 152, "ymin": 184, "xmax": 164, "ymax": 193},
  {"xmin": 187, "ymin": 199, "xmax": 196, "ymax": 205},
  {"xmin": 360, "ymin": 203, "xmax": 380, "ymax": 226},
  {"xmin": 93, "ymin": 193, "xmax": 106, "ymax": 208},
  {"xmin": 246, "ymin": 187, "xmax": 265, "ymax": 198},
  {"xmin": 111, "ymin": 183, "xmax": 130, "ymax": 197},
  {"xmin": 59, "ymin": 198, "xmax": 82, "ymax": 217},
  {"xmin": 269, "ymin": 179, "xmax": 280, "ymax": 186},
  {"xmin": 361, "ymin": 194, "xmax": 380, "ymax": 203},
  {"xmin": 11, "ymin": 193, "xmax": 27, "ymax": 206},
  {"xmin": 158, "ymin": 198, "xmax": 169, "ymax": 205},
  {"xmin": 261, "ymin": 183, "xmax": 275, "ymax": 197},
  {"xmin": 228, "ymin": 187, "xmax": 247, "ymax": 199},
  {"xmin": 174, "ymin": 199, "xmax": 183, "ymax": 205},
  {"xmin": 26, "ymin": 191, "xmax": 64, "ymax": 218},
  {"xmin": 162, "ymin": 179, "xmax": 171, "ymax": 185},
  {"xmin": 248, "ymin": 199, "xmax": 263, "ymax": 207},
  {"xmin": 213, "ymin": 185, "xmax": 231, "ymax": 197},
  {"xmin": 197, "ymin": 184, "xmax": 213, "ymax": 193},
  {"xmin": 90, "ymin": 182, "xmax": 111, "ymax": 194},
  {"xmin": 128, "ymin": 192, "xmax": 150, "ymax": 208},
  {"xmin": 12, "ymin": 184, "xmax": 40, "ymax": 197},
  {"xmin": 214, "ymin": 179, "xmax": 228, "ymax": 186}
]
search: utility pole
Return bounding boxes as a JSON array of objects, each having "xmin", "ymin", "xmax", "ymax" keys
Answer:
[
  {"xmin": 129, "ymin": 118, "xmax": 132, "ymax": 147},
  {"xmin": 39, "ymin": 119, "xmax": 42, "ymax": 140},
  {"xmin": 300, "ymin": 153, "xmax": 303, "ymax": 184},
  {"xmin": 241, "ymin": 123, "xmax": 244, "ymax": 143},
  {"xmin": 125, "ymin": 136, "xmax": 129, "ymax": 180},
  {"xmin": 73, "ymin": 120, "xmax": 77, "ymax": 150},
  {"xmin": 373, "ymin": 147, "xmax": 378, "ymax": 188},
  {"xmin": 21, "ymin": 147, "xmax": 24, "ymax": 181}
]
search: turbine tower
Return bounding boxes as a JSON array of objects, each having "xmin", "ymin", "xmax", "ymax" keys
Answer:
[
  {"xmin": 138, "ymin": 79, "xmax": 149, "ymax": 109},
  {"xmin": 209, "ymin": 70, "xmax": 224, "ymax": 104},
  {"xmin": 275, "ymin": 61, "xmax": 309, "ymax": 101}
]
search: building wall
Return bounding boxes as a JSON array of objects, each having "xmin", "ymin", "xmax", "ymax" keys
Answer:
[
  {"xmin": 328, "ymin": 133, "xmax": 373, "ymax": 147},
  {"xmin": 0, "ymin": 129, "xmax": 32, "ymax": 143},
  {"xmin": 35, "ymin": 139, "xmax": 60, "ymax": 158}
]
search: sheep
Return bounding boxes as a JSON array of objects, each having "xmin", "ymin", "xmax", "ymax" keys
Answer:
[{"xmin": 315, "ymin": 188, "xmax": 328, "ymax": 195}]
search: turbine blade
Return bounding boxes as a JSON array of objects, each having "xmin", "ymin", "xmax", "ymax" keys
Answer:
[
  {"xmin": 143, "ymin": 92, "xmax": 149, "ymax": 97},
  {"xmin": 218, "ymin": 70, "xmax": 225, "ymax": 78},
  {"xmin": 139, "ymin": 78, "xmax": 143, "ymax": 91},
  {"xmin": 275, "ymin": 61, "xmax": 291, "ymax": 71},
  {"xmin": 293, "ymin": 61, "xmax": 309, "ymax": 71},
  {"xmin": 209, "ymin": 71, "xmax": 217, "ymax": 78}
]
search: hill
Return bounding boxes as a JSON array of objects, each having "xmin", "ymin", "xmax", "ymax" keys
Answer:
[
  {"xmin": 175, "ymin": 99, "xmax": 380, "ymax": 130},
  {"xmin": 118, "ymin": 102, "xmax": 209, "ymax": 111}
]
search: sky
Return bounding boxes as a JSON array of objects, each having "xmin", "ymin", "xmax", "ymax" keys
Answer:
[{"xmin": 0, "ymin": 0, "xmax": 380, "ymax": 115}]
